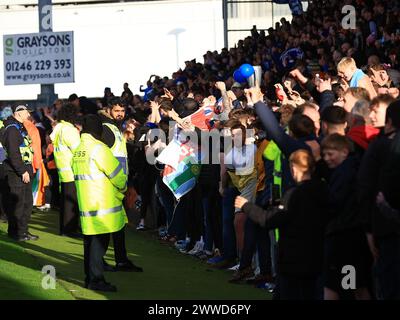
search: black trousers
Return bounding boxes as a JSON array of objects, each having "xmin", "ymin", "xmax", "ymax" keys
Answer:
[
  {"xmin": 240, "ymin": 218, "xmax": 271, "ymax": 274},
  {"xmin": 110, "ymin": 226, "xmax": 129, "ymax": 264},
  {"xmin": 138, "ymin": 167, "xmax": 158, "ymax": 220},
  {"xmin": 199, "ymin": 182, "xmax": 222, "ymax": 251},
  {"xmin": 183, "ymin": 184, "xmax": 204, "ymax": 247},
  {"xmin": 276, "ymin": 274, "xmax": 320, "ymax": 300},
  {"xmin": 60, "ymin": 181, "xmax": 79, "ymax": 234},
  {"xmin": 4, "ymin": 168, "xmax": 33, "ymax": 237},
  {"xmin": 84, "ymin": 233, "xmax": 110, "ymax": 283},
  {"xmin": 47, "ymin": 169, "xmax": 60, "ymax": 209},
  {"xmin": 375, "ymin": 235, "xmax": 400, "ymax": 300}
]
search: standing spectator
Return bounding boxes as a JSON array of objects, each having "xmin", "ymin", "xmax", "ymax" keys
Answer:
[
  {"xmin": 320, "ymin": 106, "xmax": 348, "ymax": 137},
  {"xmin": 342, "ymin": 87, "xmax": 370, "ymax": 113},
  {"xmin": 369, "ymin": 94, "xmax": 396, "ymax": 129},
  {"xmin": 321, "ymin": 134, "xmax": 372, "ymax": 300},
  {"xmin": 121, "ymin": 82, "xmax": 133, "ymax": 105},
  {"xmin": 44, "ymin": 132, "xmax": 60, "ymax": 210},
  {"xmin": 346, "ymin": 100, "xmax": 380, "ymax": 159},
  {"xmin": 214, "ymin": 122, "xmax": 257, "ymax": 269},
  {"xmin": 101, "ymin": 87, "xmax": 115, "ymax": 108},
  {"xmin": 357, "ymin": 101, "xmax": 400, "ymax": 299},
  {"xmin": 230, "ymin": 132, "xmax": 272, "ymax": 285},
  {"xmin": 236, "ymin": 149, "xmax": 329, "ymax": 300},
  {"xmin": 68, "ymin": 94, "xmax": 80, "ymax": 111}
]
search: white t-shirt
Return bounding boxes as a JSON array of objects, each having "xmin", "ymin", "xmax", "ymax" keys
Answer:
[{"xmin": 225, "ymin": 143, "xmax": 256, "ymax": 176}]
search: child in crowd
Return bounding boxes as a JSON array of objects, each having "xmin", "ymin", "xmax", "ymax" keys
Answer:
[{"xmin": 235, "ymin": 149, "xmax": 329, "ymax": 300}]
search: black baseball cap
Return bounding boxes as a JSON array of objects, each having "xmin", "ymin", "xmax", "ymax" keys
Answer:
[{"xmin": 12, "ymin": 104, "xmax": 33, "ymax": 113}]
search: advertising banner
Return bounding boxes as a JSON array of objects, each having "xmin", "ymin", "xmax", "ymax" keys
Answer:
[{"xmin": 3, "ymin": 31, "xmax": 74, "ymax": 85}]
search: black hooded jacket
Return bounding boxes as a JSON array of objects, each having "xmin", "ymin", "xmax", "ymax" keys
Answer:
[
  {"xmin": 325, "ymin": 155, "xmax": 363, "ymax": 235},
  {"xmin": 1, "ymin": 117, "xmax": 33, "ymax": 177},
  {"xmin": 357, "ymin": 130, "xmax": 400, "ymax": 237},
  {"xmin": 98, "ymin": 110, "xmax": 121, "ymax": 149},
  {"xmin": 242, "ymin": 178, "xmax": 330, "ymax": 275}
]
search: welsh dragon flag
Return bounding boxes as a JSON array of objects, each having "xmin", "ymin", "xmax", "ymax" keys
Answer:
[
  {"xmin": 156, "ymin": 105, "xmax": 214, "ymax": 199},
  {"xmin": 32, "ymin": 162, "xmax": 50, "ymax": 206},
  {"xmin": 157, "ymin": 138, "xmax": 201, "ymax": 200}
]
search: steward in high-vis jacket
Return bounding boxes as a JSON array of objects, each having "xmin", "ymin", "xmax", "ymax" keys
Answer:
[
  {"xmin": 2, "ymin": 105, "xmax": 38, "ymax": 241},
  {"xmin": 50, "ymin": 103, "xmax": 81, "ymax": 236},
  {"xmin": 98, "ymin": 97, "xmax": 143, "ymax": 273},
  {"xmin": 72, "ymin": 114, "xmax": 127, "ymax": 292}
]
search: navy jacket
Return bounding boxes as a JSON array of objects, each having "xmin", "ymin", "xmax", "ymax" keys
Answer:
[{"xmin": 254, "ymin": 101, "xmax": 315, "ymax": 193}]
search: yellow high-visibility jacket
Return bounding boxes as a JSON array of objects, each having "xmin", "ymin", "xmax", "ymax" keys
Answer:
[
  {"xmin": 103, "ymin": 122, "xmax": 128, "ymax": 176},
  {"xmin": 72, "ymin": 133, "xmax": 127, "ymax": 235},
  {"xmin": 50, "ymin": 121, "xmax": 80, "ymax": 183}
]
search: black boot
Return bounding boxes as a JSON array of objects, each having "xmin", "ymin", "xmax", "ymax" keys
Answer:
[
  {"xmin": 86, "ymin": 279, "xmax": 117, "ymax": 292},
  {"xmin": 116, "ymin": 260, "xmax": 143, "ymax": 272},
  {"xmin": 103, "ymin": 260, "xmax": 116, "ymax": 272}
]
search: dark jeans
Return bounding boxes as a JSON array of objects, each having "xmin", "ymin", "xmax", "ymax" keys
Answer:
[
  {"xmin": 239, "ymin": 190, "xmax": 271, "ymax": 274},
  {"xmin": 222, "ymin": 187, "xmax": 239, "ymax": 260},
  {"xmin": 240, "ymin": 218, "xmax": 271, "ymax": 274},
  {"xmin": 4, "ymin": 168, "xmax": 33, "ymax": 237},
  {"xmin": 375, "ymin": 235, "xmax": 400, "ymax": 300},
  {"xmin": 138, "ymin": 166, "xmax": 158, "ymax": 220},
  {"xmin": 156, "ymin": 176, "xmax": 185, "ymax": 239},
  {"xmin": 156, "ymin": 195, "xmax": 167, "ymax": 228},
  {"xmin": 200, "ymin": 182, "xmax": 222, "ymax": 252},
  {"xmin": 183, "ymin": 184, "xmax": 203, "ymax": 247},
  {"xmin": 276, "ymin": 274, "xmax": 320, "ymax": 300},
  {"xmin": 60, "ymin": 181, "xmax": 79, "ymax": 234},
  {"xmin": 84, "ymin": 233, "xmax": 110, "ymax": 283},
  {"xmin": 169, "ymin": 200, "xmax": 186, "ymax": 240}
]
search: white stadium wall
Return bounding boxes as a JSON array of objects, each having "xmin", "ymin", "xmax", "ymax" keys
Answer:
[
  {"xmin": 0, "ymin": 0, "xmax": 302, "ymax": 101},
  {"xmin": 0, "ymin": 0, "xmax": 224, "ymax": 100}
]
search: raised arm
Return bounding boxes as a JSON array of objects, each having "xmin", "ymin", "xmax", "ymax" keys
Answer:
[{"xmin": 253, "ymin": 103, "xmax": 307, "ymax": 158}]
